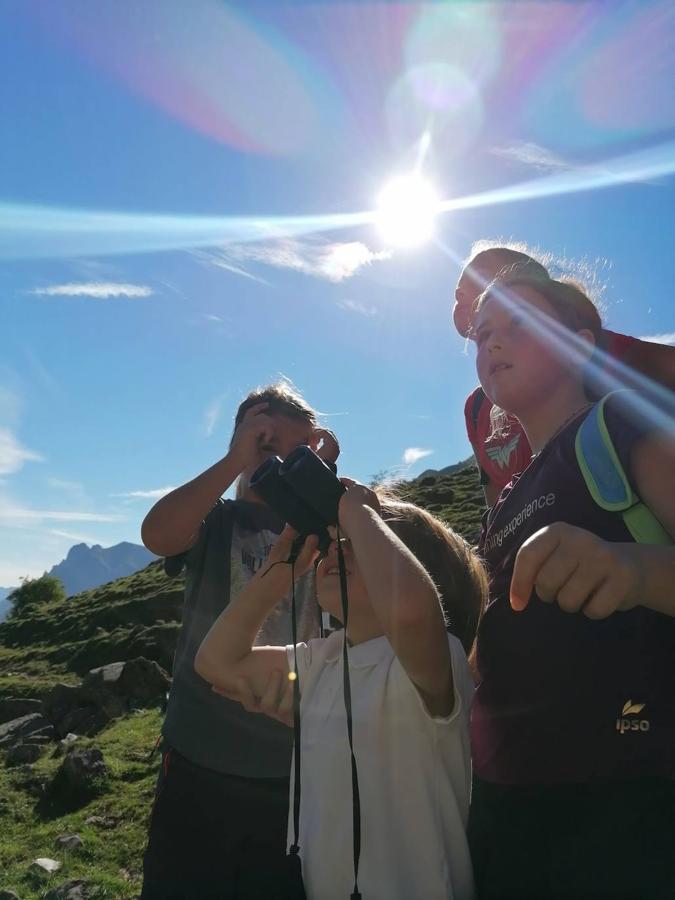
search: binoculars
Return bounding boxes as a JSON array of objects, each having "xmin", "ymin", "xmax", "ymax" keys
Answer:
[{"xmin": 249, "ymin": 445, "xmax": 345, "ymax": 552}]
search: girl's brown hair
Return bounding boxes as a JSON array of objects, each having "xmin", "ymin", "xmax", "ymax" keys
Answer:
[
  {"xmin": 474, "ymin": 270, "xmax": 603, "ymax": 341},
  {"xmin": 379, "ymin": 496, "xmax": 488, "ymax": 654}
]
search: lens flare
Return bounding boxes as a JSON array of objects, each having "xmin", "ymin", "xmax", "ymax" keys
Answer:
[{"xmin": 375, "ymin": 174, "xmax": 440, "ymax": 248}]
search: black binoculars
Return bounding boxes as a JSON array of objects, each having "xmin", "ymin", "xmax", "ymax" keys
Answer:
[{"xmin": 249, "ymin": 445, "xmax": 345, "ymax": 552}]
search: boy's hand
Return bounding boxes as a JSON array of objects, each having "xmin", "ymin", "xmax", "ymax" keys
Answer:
[
  {"xmin": 310, "ymin": 428, "xmax": 340, "ymax": 464},
  {"xmin": 229, "ymin": 402, "xmax": 275, "ymax": 468},
  {"xmin": 510, "ymin": 522, "xmax": 642, "ymax": 619},
  {"xmin": 337, "ymin": 478, "xmax": 381, "ymax": 533}
]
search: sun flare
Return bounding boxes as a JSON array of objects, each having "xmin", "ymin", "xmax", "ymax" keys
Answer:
[{"xmin": 375, "ymin": 174, "xmax": 440, "ymax": 248}]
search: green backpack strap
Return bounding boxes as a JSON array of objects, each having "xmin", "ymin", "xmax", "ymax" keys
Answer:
[{"xmin": 575, "ymin": 394, "xmax": 671, "ymax": 545}]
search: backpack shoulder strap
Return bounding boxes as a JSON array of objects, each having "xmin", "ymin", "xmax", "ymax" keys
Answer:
[
  {"xmin": 575, "ymin": 394, "xmax": 670, "ymax": 545},
  {"xmin": 471, "ymin": 387, "xmax": 486, "ymax": 431}
]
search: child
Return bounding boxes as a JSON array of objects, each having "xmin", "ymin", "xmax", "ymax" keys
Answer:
[
  {"xmin": 195, "ymin": 481, "xmax": 487, "ymax": 900},
  {"xmin": 468, "ymin": 271, "xmax": 675, "ymax": 900},
  {"xmin": 453, "ymin": 242, "xmax": 675, "ymax": 506},
  {"xmin": 140, "ymin": 381, "xmax": 337, "ymax": 900}
]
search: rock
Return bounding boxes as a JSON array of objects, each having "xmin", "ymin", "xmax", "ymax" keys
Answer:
[
  {"xmin": 29, "ymin": 857, "xmax": 61, "ymax": 874},
  {"xmin": 0, "ymin": 697, "xmax": 42, "ymax": 724},
  {"xmin": 0, "ymin": 713, "xmax": 54, "ymax": 749},
  {"xmin": 82, "ymin": 657, "xmax": 170, "ymax": 709},
  {"xmin": 48, "ymin": 747, "xmax": 108, "ymax": 807},
  {"xmin": 84, "ymin": 813, "xmax": 117, "ymax": 829},
  {"xmin": 5, "ymin": 742, "xmax": 43, "ymax": 767},
  {"xmin": 45, "ymin": 880, "xmax": 91, "ymax": 900},
  {"xmin": 58, "ymin": 706, "xmax": 109, "ymax": 738},
  {"xmin": 54, "ymin": 833, "xmax": 84, "ymax": 852},
  {"xmin": 42, "ymin": 684, "xmax": 82, "ymax": 730}
]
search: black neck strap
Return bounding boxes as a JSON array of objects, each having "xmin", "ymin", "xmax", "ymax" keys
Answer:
[{"xmin": 337, "ymin": 527, "xmax": 362, "ymax": 900}]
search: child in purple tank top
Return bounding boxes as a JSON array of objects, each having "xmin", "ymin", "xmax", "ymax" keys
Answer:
[{"xmin": 468, "ymin": 269, "xmax": 675, "ymax": 900}]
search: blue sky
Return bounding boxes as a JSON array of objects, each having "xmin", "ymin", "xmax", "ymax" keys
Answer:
[{"xmin": 2, "ymin": 0, "xmax": 674, "ymax": 586}]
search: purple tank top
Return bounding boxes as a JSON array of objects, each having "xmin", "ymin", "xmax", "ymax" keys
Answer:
[{"xmin": 473, "ymin": 396, "xmax": 675, "ymax": 785}]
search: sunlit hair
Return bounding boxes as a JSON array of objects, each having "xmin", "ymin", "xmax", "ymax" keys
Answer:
[
  {"xmin": 231, "ymin": 379, "xmax": 318, "ymax": 438},
  {"xmin": 466, "ymin": 240, "xmax": 551, "ymax": 282},
  {"xmin": 377, "ymin": 492, "xmax": 488, "ymax": 654},
  {"xmin": 473, "ymin": 272, "xmax": 603, "ymax": 437},
  {"xmin": 474, "ymin": 270, "xmax": 602, "ymax": 342}
]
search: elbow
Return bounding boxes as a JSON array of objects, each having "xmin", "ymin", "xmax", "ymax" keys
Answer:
[
  {"xmin": 397, "ymin": 584, "xmax": 442, "ymax": 632},
  {"xmin": 194, "ymin": 645, "xmax": 215, "ymax": 685}
]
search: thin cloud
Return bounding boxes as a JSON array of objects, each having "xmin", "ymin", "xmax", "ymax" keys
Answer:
[
  {"xmin": 639, "ymin": 332, "xmax": 675, "ymax": 346},
  {"xmin": 32, "ymin": 282, "xmax": 154, "ymax": 299},
  {"xmin": 491, "ymin": 142, "xmax": 573, "ymax": 173},
  {"xmin": 402, "ymin": 447, "xmax": 434, "ymax": 466},
  {"xmin": 0, "ymin": 502, "xmax": 124, "ymax": 525},
  {"xmin": 211, "ymin": 239, "xmax": 391, "ymax": 284},
  {"xmin": 204, "ymin": 393, "xmax": 228, "ymax": 437},
  {"xmin": 0, "ymin": 428, "xmax": 43, "ymax": 475},
  {"xmin": 113, "ymin": 486, "xmax": 176, "ymax": 500},
  {"xmin": 193, "ymin": 250, "xmax": 270, "ymax": 285},
  {"xmin": 337, "ymin": 299, "xmax": 378, "ymax": 317},
  {"xmin": 48, "ymin": 529, "xmax": 97, "ymax": 544},
  {"xmin": 47, "ymin": 477, "xmax": 84, "ymax": 493}
]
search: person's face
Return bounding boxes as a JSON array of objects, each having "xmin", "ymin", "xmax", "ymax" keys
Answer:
[
  {"xmin": 315, "ymin": 536, "xmax": 369, "ymax": 621},
  {"xmin": 241, "ymin": 414, "xmax": 315, "ymax": 483},
  {"xmin": 453, "ymin": 252, "xmax": 509, "ymax": 338},
  {"xmin": 474, "ymin": 286, "xmax": 571, "ymax": 415}
]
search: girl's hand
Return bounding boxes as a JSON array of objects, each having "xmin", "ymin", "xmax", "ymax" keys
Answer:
[
  {"xmin": 212, "ymin": 669, "xmax": 294, "ymax": 727},
  {"xmin": 337, "ymin": 478, "xmax": 380, "ymax": 533},
  {"xmin": 510, "ymin": 522, "xmax": 642, "ymax": 619},
  {"xmin": 266, "ymin": 525, "xmax": 320, "ymax": 578}
]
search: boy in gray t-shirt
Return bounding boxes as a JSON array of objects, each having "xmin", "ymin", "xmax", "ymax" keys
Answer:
[{"xmin": 140, "ymin": 382, "xmax": 336, "ymax": 899}]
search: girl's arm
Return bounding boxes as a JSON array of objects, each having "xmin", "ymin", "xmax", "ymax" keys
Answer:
[
  {"xmin": 194, "ymin": 530, "xmax": 319, "ymax": 700},
  {"xmin": 339, "ymin": 485, "xmax": 453, "ymax": 716},
  {"xmin": 510, "ymin": 431, "xmax": 675, "ymax": 618}
]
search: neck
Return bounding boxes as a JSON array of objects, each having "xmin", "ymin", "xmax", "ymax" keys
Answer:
[
  {"xmin": 343, "ymin": 608, "xmax": 383, "ymax": 646},
  {"xmin": 517, "ymin": 383, "xmax": 590, "ymax": 454}
]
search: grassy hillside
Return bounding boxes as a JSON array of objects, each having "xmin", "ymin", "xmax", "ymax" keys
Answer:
[{"xmin": 0, "ymin": 461, "xmax": 485, "ymax": 898}]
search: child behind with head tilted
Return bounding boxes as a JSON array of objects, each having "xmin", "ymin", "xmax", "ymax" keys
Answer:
[
  {"xmin": 196, "ymin": 478, "xmax": 487, "ymax": 900},
  {"xmin": 469, "ymin": 270, "xmax": 675, "ymax": 900}
]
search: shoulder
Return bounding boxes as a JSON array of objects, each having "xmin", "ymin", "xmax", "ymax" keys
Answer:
[{"xmin": 600, "ymin": 330, "xmax": 639, "ymax": 361}]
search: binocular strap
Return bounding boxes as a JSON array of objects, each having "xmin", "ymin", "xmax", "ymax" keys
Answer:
[
  {"xmin": 288, "ymin": 560, "xmax": 306, "ymax": 899},
  {"xmin": 337, "ymin": 528, "xmax": 363, "ymax": 900}
]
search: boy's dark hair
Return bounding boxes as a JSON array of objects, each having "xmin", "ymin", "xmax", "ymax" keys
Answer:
[
  {"xmin": 232, "ymin": 380, "xmax": 319, "ymax": 439},
  {"xmin": 379, "ymin": 496, "xmax": 488, "ymax": 654}
]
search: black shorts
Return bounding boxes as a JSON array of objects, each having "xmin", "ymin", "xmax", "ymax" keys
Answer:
[
  {"xmin": 141, "ymin": 747, "xmax": 291, "ymax": 900},
  {"xmin": 468, "ymin": 775, "xmax": 675, "ymax": 900}
]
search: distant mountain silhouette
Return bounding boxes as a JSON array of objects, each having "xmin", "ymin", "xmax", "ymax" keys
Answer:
[
  {"xmin": 47, "ymin": 541, "xmax": 157, "ymax": 597},
  {"xmin": 0, "ymin": 587, "xmax": 12, "ymax": 623}
]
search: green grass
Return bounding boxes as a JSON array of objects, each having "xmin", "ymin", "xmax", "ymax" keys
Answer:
[{"xmin": 0, "ymin": 709, "xmax": 163, "ymax": 898}]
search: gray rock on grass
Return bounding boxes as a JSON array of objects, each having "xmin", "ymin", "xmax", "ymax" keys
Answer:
[{"xmin": 54, "ymin": 833, "xmax": 84, "ymax": 852}]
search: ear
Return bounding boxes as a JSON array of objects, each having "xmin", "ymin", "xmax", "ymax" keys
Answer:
[{"xmin": 576, "ymin": 329, "xmax": 596, "ymax": 363}]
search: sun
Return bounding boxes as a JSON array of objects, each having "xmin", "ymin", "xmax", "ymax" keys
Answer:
[{"xmin": 375, "ymin": 174, "xmax": 440, "ymax": 248}]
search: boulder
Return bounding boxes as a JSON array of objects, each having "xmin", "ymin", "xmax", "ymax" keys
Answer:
[
  {"xmin": 45, "ymin": 881, "xmax": 91, "ymax": 900},
  {"xmin": 48, "ymin": 747, "xmax": 108, "ymax": 808},
  {"xmin": 81, "ymin": 657, "xmax": 170, "ymax": 709},
  {"xmin": 0, "ymin": 697, "xmax": 42, "ymax": 724},
  {"xmin": 0, "ymin": 713, "xmax": 54, "ymax": 749},
  {"xmin": 54, "ymin": 833, "xmax": 84, "ymax": 853},
  {"xmin": 29, "ymin": 857, "xmax": 61, "ymax": 875},
  {"xmin": 42, "ymin": 684, "xmax": 82, "ymax": 731},
  {"xmin": 5, "ymin": 742, "xmax": 43, "ymax": 767}
]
